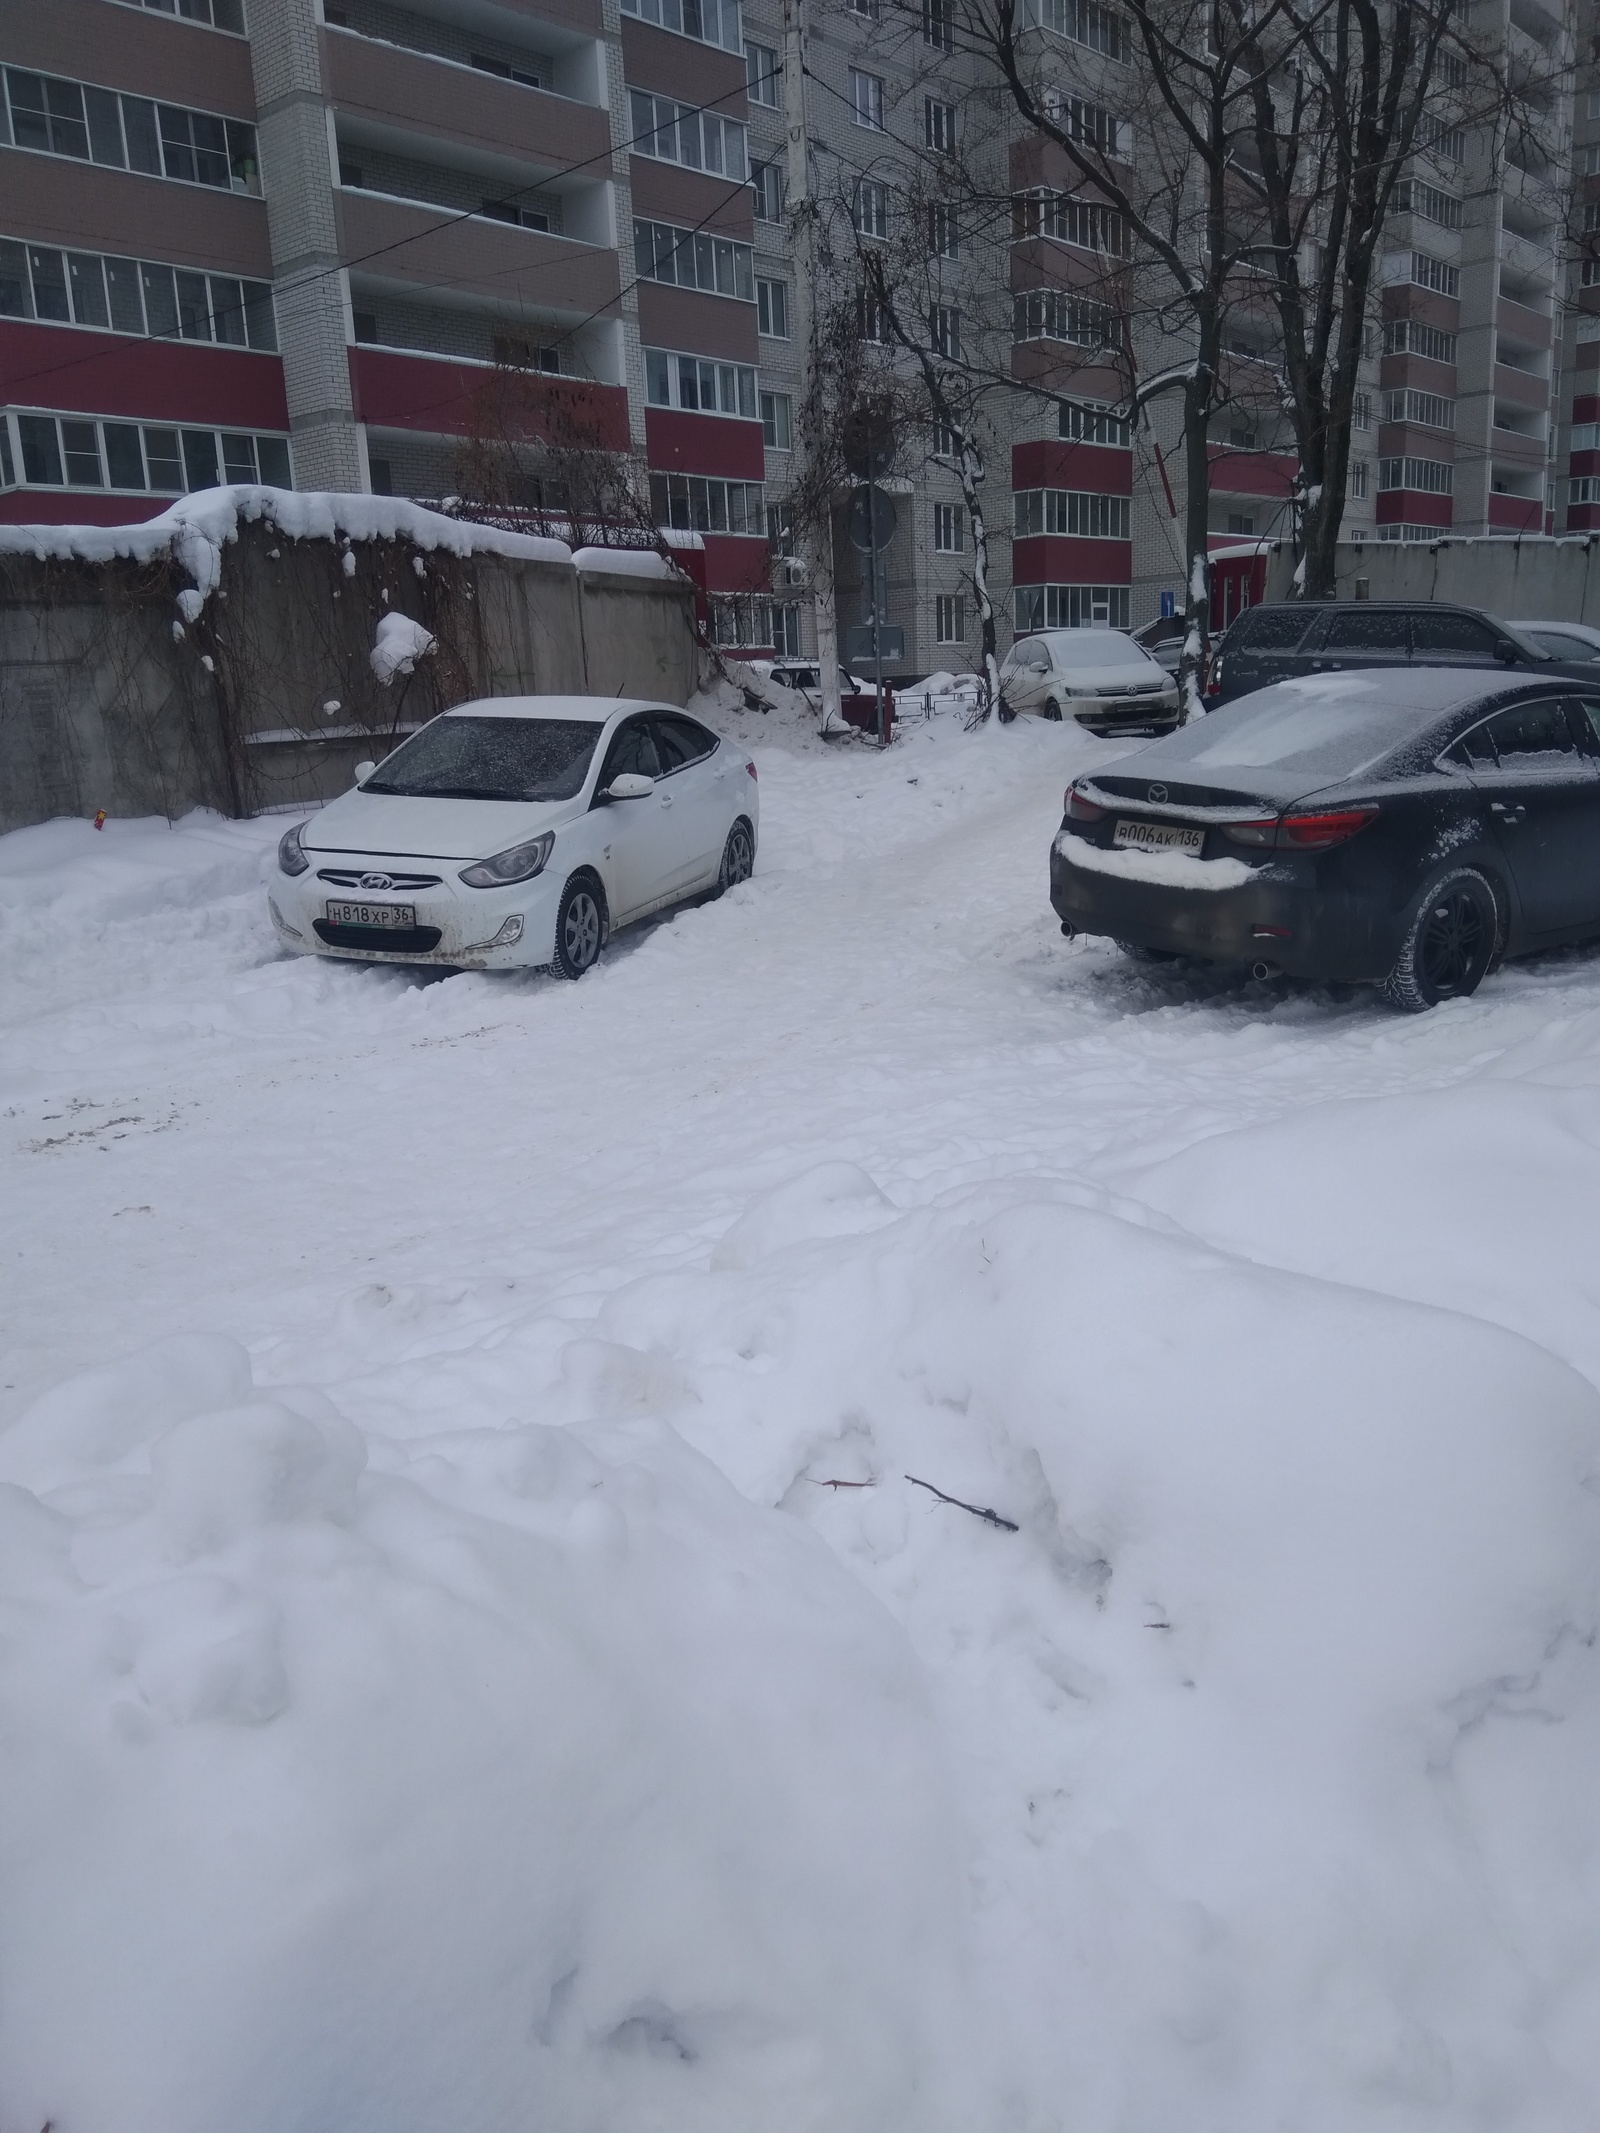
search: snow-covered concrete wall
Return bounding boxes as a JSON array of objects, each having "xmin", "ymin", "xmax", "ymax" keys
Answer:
[
  {"xmin": 0, "ymin": 491, "xmax": 697, "ymax": 831},
  {"xmin": 1334, "ymin": 535, "xmax": 1600, "ymax": 625}
]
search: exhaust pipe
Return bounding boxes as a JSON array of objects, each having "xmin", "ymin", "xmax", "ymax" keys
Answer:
[
  {"xmin": 1251, "ymin": 959, "xmax": 1281, "ymax": 981},
  {"xmin": 1060, "ymin": 920, "xmax": 1078, "ymax": 939}
]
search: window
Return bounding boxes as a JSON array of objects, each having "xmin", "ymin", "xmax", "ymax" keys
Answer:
[
  {"xmin": 1383, "ymin": 388, "xmax": 1456, "ymax": 429},
  {"xmin": 935, "ymin": 594, "xmax": 966, "ymax": 642},
  {"xmin": 0, "ymin": 419, "xmax": 13, "ymax": 489},
  {"xmin": 847, "ymin": 0, "xmax": 880, "ymax": 17},
  {"xmin": 633, "ymin": 219, "xmax": 755, "ymax": 300},
  {"xmin": 1417, "ymin": 112, "xmax": 1467, "ymax": 161},
  {"xmin": 1394, "ymin": 176, "xmax": 1463, "ymax": 229},
  {"xmin": 1014, "ymin": 584, "xmax": 1130, "ymax": 629},
  {"xmin": 126, "ymin": 0, "xmax": 244, "ymax": 25},
  {"xmin": 1012, "ymin": 190, "xmax": 1129, "ymax": 256},
  {"xmin": 1037, "ymin": 0, "xmax": 1129, "ymax": 61},
  {"xmin": 1348, "ymin": 459, "xmax": 1369, "ymax": 498},
  {"xmin": 471, "ymin": 54, "xmax": 543, "ymax": 86},
  {"xmin": 924, "ymin": 0, "xmax": 955, "ymax": 51},
  {"xmin": 752, "ymin": 159, "xmax": 786, "ymax": 221},
  {"xmin": 1376, "ymin": 524, "xmax": 1446, "ymax": 542},
  {"xmin": 929, "ymin": 303, "xmax": 960, "ymax": 358},
  {"xmin": 925, "ymin": 98, "xmax": 957, "ymax": 150},
  {"xmin": 1582, "ymin": 259, "xmax": 1600, "ymax": 287},
  {"xmin": 1013, "ymin": 489, "xmax": 1130, "ymax": 537},
  {"xmin": 1480, "ymin": 699, "xmax": 1582, "ymax": 765},
  {"xmin": 1043, "ymin": 90, "xmax": 1132, "ymax": 159},
  {"xmin": 854, "ymin": 178, "xmax": 890, "ymax": 240},
  {"xmin": 621, "ymin": 0, "xmax": 744, "ymax": 55},
  {"xmin": 746, "ymin": 41, "xmax": 780, "ymax": 105},
  {"xmin": 2, "ymin": 70, "xmax": 259, "ymax": 192},
  {"xmin": 933, "ymin": 420, "xmax": 959, "ymax": 458},
  {"xmin": 1379, "ymin": 456, "xmax": 1453, "ymax": 492},
  {"xmin": 763, "ymin": 601, "xmax": 801, "ymax": 655},
  {"xmin": 760, "ymin": 390, "xmax": 792, "ymax": 448},
  {"xmin": 649, "ymin": 469, "xmax": 766, "ymax": 533},
  {"xmin": 629, "ymin": 90, "xmax": 746, "ymax": 178},
  {"xmin": 3, "ymin": 409, "xmax": 290, "ymax": 492},
  {"xmin": 493, "ymin": 333, "xmax": 561, "ymax": 372},
  {"xmin": 655, "ymin": 712, "xmax": 718, "ymax": 768},
  {"xmin": 1383, "ymin": 318, "xmax": 1457, "ymax": 364},
  {"xmin": 766, "ymin": 500, "xmax": 793, "ymax": 549},
  {"xmin": 1058, "ymin": 400, "xmax": 1130, "ymax": 446},
  {"xmin": 929, "ymin": 204, "xmax": 959, "ymax": 257},
  {"xmin": 1410, "ymin": 611, "xmax": 1499, "ymax": 657},
  {"xmin": 0, "ymin": 236, "xmax": 277, "ymax": 349},
  {"xmin": 1570, "ymin": 424, "xmax": 1600, "ymax": 451},
  {"xmin": 757, "ymin": 277, "xmax": 789, "ymax": 337},
  {"xmin": 1412, "ymin": 250, "xmax": 1459, "ymax": 297},
  {"xmin": 1571, "ymin": 476, "xmax": 1600, "ymax": 504},
  {"xmin": 933, "ymin": 502, "xmax": 964, "ymax": 551},
  {"xmin": 480, "ymin": 198, "xmax": 550, "ymax": 230},
  {"xmin": 850, "ymin": 69, "xmax": 884, "ymax": 129},
  {"xmin": 859, "ymin": 288, "xmax": 889, "ymax": 342},
  {"xmin": 1013, "ymin": 289, "xmax": 1119, "ymax": 346},
  {"xmin": 644, "ymin": 347, "xmax": 757, "ymax": 416},
  {"xmin": 1226, "ymin": 512, "xmax": 1255, "ymax": 535},
  {"xmin": 1352, "ymin": 391, "xmax": 1371, "ymax": 429}
]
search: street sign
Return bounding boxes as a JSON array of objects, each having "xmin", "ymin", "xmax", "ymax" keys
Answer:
[
  {"xmin": 847, "ymin": 486, "xmax": 898, "ymax": 552},
  {"xmin": 845, "ymin": 624, "xmax": 905, "ymax": 662},
  {"xmin": 1160, "ymin": 589, "xmax": 1177, "ymax": 618}
]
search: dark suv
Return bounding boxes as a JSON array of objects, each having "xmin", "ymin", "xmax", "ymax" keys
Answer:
[{"xmin": 1208, "ymin": 601, "xmax": 1586, "ymax": 705}]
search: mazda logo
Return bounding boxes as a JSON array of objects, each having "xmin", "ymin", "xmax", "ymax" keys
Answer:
[
  {"xmin": 360, "ymin": 872, "xmax": 393, "ymax": 891},
  {"xmin": 1147, "ymin": 783, "xmax": 1168, "ymax": 805}
]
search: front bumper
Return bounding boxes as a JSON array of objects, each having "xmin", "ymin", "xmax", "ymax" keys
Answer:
[
  {"xmin": 1064, "ymin": 691, "xmax": 1181, "ymax": 736},
  {"xmin": 1049, "ymin": 830, "xmax": 1390, "ymax": 981},
  {"xmin": 269, "ymin": 854, "xmax": 566, "ymax": 970}
]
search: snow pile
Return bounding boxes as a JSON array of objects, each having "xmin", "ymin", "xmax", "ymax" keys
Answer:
[
  {"xmin": 572, "ymin": 546, "xmax": 683, "ymax": 580},
  {"xmin": 0, "ymin": 1332, "xmax": 968, "ymax": 2133},
  {"xmin": 369, "ymin": 611, "xmax": 436, "ymax": 686}
]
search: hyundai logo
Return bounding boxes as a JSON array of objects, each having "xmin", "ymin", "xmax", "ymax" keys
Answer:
[
  {"xmin": 1147, "ymin": 783, "xmax": 1168, "ymax": 805},
  {"xmin": 360, "ymin": 872, "xmax": 394, "ymax": 891}
]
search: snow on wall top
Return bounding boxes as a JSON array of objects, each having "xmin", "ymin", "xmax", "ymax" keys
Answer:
[
  {"xmin": 571, "ymin": 546, "xmax": 679, "ymax": 579},
  {"xmin": 0, "ymin": 488, "xmax": 593, "ymax": 613}
]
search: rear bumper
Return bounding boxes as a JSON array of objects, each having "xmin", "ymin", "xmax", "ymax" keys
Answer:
[{"xmin": 1049, "ymin": 832, "xmax": 1393, "ymax": 980}]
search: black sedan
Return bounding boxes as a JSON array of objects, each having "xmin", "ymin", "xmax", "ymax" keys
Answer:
[{"xmin": 1049, "ymin": 670, "xmax": 1600, "ymax": 1010}]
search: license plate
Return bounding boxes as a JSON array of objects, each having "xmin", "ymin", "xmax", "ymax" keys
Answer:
[
  {"xmin": 326, "ymin": 901, "xmax": 417, "ymax": 928},
  {"xmin": 1113, "ymin": 820, "xmax": 1203, "ymax": 855}
]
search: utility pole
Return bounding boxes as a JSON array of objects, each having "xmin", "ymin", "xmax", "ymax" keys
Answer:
[{"xmin": 781, "ymin": 0, "xmax": 841, "ymax": 734}]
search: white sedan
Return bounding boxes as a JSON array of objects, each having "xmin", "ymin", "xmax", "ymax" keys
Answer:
[
  {"xmin": 997, "ymin": 629, "xmax": 1181, "ymax": 736},
  {"xmin": 268, "ymin": 696, "xmax": 758, "ymax": 978}
]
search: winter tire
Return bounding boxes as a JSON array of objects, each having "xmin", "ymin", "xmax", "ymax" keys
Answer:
[
  {"xmin": 717, "ymin": 819, "xmax": 755, "ymax": 894},
  {"xmin": 1044, "ymin": 698, "xmax": 1063, "ymax": 722},
  {"xmin": 1379, "ymin": 867, "xmax": 1499, "ymax": 1013},
  {"xmin": 552, "ymin": 875, "xmax": 604, "ymax": 980}
]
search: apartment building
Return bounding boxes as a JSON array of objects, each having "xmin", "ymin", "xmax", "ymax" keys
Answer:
[{"xmin": 0, "ymin": 0, "xmax": 1584, "ymax": 663}]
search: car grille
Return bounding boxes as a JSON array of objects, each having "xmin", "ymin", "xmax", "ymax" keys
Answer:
[
  {"xmin": 313, "ymin": 920, "xmax": 444, "ymax": 954},
  {"xmin": 317, "ymin": 868, "xmax": 443, "ymax": 890}
]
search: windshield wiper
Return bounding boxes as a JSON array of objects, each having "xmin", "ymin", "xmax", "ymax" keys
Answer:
[{"xmin": 364, "ymin": 782, "xmax": 529, "ymax": 800}]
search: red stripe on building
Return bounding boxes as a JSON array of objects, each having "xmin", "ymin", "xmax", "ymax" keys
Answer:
[
  {"xmin": 1375, "ymin": 492, "xmax": 1452, "ymax": 527},
  {"xmin": 348, "ymin": 345, "xmax": 630, "ymax": 450},
  {"xmin": 1011, "ymin": 440, "xmax": 1132, "ymax": 494},
  {"xmin": 644, "ymin": 407, "xmax": 765, "ymax": 479},
  {"xmin": 0, "ymin": 320, "xmax": 288, "ymax": 428},
  {"xmin": 1011, "ymin": 535, "xmax": 1132, "ymax": 583}
]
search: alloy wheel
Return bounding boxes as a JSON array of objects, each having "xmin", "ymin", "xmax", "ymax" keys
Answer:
[
  {"xmin": 1417, "ymin": 887, "xmax": 1485, "ymax": 995},
  {"xmin": 564, "ymin": 890, "xmax": 601, "ymax": 970}
]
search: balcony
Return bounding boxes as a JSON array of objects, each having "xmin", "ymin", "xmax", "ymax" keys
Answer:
[
  {"xmin": 1493, "ymin": 359, "xmax": 1550, "ymax": 408},
  {"xmin": 1496, "ymin": 293, "xmax": 1553, "ymax": 345},
  {"xmin": 323, "ymin": 27, "xmax": 612, "ymax": 178},
  {"xmin": 335, "ymin": 189, "xmax": 621, "ymax": 316}
]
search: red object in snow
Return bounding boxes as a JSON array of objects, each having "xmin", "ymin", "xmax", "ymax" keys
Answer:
[
  {"xmin": 93, "ymin": 809, "xmax": 107, "ymax": 830},
  {"xmin": 839, "ymin": 685, "xmax": 896, "ymax": 739}
]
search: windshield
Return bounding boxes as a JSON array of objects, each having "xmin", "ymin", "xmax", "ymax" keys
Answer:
[
  {"xmin": 1529, "ymin": 628, "xmax": 1600, "ymax": 662},
  {"xmin": 364, "ymin": 716, "xmax": 601, "ymax": 802},
  {"xmin": 1049, "ymin": 632, "xmax": 1148, "ymax": 667}
]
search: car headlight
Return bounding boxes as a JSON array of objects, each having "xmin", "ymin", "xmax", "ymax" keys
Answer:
[
  {"xmin": 459, "ymin": 832, "xmax": 554, "ymax": 888},
  {"xmin": 277, "ymin": 821, "xmax": 311, "ymax": 876}
]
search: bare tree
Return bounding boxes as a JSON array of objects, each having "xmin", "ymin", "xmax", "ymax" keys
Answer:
[{"xmin": 454, "ymin": 356, "xmax": 663, "ymax": 551}]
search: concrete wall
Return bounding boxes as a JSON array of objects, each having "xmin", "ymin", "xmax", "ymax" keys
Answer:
[
  {"xmin": 0, "ymin": 524, "xmax": 699, "ymax": 833},
  {"xmin": 1332, "ymin": 537, "xmax": 1600, "ymax": 626}
]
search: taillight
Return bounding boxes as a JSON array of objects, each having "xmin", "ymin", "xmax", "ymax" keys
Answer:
[
  {"xmin": 1220, "ymin": 817, "xmax": 1278, "ymax": 846},
  {"xmin": 1280, "ymin": 806, "xmax": 1376, "ymax": 849},
  {"xmin": 1066, "ymin": 787, "xmax": 1107, "ymax": 822},
  {"xmin": 746, "ymin": 760, "xmax": 758, "ymax": 779}
]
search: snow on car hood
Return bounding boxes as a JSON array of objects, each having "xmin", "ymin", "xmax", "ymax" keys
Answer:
[
  {"xmin": 304, "ymin": 788, "xmax": 579, "ymax": 861},
  {"xmin": 1054, "ymin": 663, "xmax": 1172, "ymax": 694}
]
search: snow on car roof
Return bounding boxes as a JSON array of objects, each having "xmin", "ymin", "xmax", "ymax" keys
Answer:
[{"xmin": 440, "ymin": 696, "xmax": 670, "ymax": 724}]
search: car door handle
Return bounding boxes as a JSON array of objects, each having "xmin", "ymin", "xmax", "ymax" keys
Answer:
[
  {"xmin": 1490, "ymin": 802, "xmax": 1526, "ymax": 822},
  {"xmin": 659, "ymin": 791, "xmax": 672, "ymax": 807}
]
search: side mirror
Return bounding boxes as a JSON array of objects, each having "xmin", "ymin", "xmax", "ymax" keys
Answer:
[
  {"xmin": 1494, "ymin": 638, "xmax": 1520, "ymax": 664},
  {"xmin": 605, "ymin": 772, "xmax": 655, "ymax": 800},
  {"xmin": 353, "ymin": 759, "xmax": 376, "ymax": 784}
]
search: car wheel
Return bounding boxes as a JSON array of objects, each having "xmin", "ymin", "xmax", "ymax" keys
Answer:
[
  {"xmin": 552, "ymin": 873, "xmax": 604, "ymax": 980},
  {"xmin": 1043, "ymin": 697, "xmax": 1063, "ymax": 722},
  {"xmin": 1380, "ymin": 868, "xmax": 1499, "ymax": 1013},
  {"xmin": 717, "ymin": 818, "xmax": 755, "ymax": 894}
]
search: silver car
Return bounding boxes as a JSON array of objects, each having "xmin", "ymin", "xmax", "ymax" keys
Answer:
[{"xmin": 998, "ymin": 629, "xmax": 1182, "ymax": 735}]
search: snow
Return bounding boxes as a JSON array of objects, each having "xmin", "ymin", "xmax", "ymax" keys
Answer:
[
  {"xmin": 1055, "ymin": 833, "xmax": 1257, "ymax": 888},
  {"xmin": 370, "ymin": 611, "xmax": 436, "ymax": 686},
  {"xmin": 572, "ymin": 546, "xmax": 682, "ymax": 579},
  {"xmin": 3, "ymin": 711, "xmax": 1600, "ymax": 2132}
]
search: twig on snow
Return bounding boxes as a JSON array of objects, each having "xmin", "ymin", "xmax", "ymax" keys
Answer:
[
  {"xmin": 905, "ymin": 1474, "xmax": 1019, "ymax": 1532},
  {"xmin": 809, "ymin": 1477, "xmax": 875, "ymax": 1490}
]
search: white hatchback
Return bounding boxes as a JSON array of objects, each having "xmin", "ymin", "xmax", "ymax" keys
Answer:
[
  {"xmin": 998, "ymin": 629, "xmax": 1181, "ymax": 736},
  {"xmin": 268, "ymin": 696, "xmax": 758, "ymax": 978}
]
